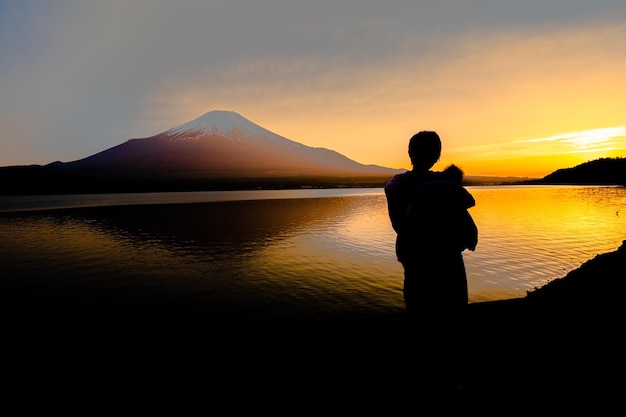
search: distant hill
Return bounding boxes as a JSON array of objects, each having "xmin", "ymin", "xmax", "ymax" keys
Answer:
[
  {"xmin": 464, "ymin": 175, "xmax": 536, "ymax": 186},
  {"xmin": 527, "ymin": 157, "xmax": 626, "ymax": 186}
]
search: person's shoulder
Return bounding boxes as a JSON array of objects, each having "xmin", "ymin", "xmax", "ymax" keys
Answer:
[
  {"xmin": 384, "ymin": 171, "xmax": 413, "ymax": 193},
  {"xmin": 386, "ymin": 170, "xmax": 413, "ymax": 183},
  {"xmin": 428, "ymin": 171, "xmax": 445, "ymax": 181}
]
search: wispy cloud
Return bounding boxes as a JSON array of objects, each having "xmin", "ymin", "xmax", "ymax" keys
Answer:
[
  {"xmin": 517, "ymin": 127, "xmax": 626, "ymax": 154},
  {"xmin": 445, "ymin": 127, "xmax": 626, "ymax": 166}
]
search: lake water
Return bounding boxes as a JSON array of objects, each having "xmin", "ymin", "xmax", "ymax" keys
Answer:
[{"xmin": 1, "ymin": 185, "xmax": 625, "ymax": 321}]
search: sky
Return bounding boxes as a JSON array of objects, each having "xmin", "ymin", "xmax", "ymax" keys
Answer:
[{"xmin": 1, "ymin": 1, "xmax": 626, "ymax": 178}]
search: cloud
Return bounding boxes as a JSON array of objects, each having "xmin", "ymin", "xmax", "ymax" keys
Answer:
[{"xmin": 518, "ymin": 127, "xmax": 626, "ymax": 154}]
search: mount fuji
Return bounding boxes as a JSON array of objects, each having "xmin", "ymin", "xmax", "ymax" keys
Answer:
[
  {"xmin": 2, "ymin": 110, "xmax": 404, "ymax": 194},
  {"xmin": 62, "ymin": 110, "xmax": 401, "ymax": 178}
]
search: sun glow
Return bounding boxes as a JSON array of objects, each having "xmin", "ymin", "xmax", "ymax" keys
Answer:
[
  {"xmin": 519, "ymin": 127, "xmax": 626, "ymax": 154},
  {"xmin": 438, "ymin": 126, "xmax": 626, "ymax": 178}
]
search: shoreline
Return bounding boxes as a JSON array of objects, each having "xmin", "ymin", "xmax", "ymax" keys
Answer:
[{"xmin": 4, "ymin": 241, "xmax": 625, "ymax": 410}]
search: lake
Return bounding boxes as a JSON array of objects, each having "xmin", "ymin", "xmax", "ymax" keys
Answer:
[{"xmin": 1, "ymin": 185, "xmax": 624, "ymax": 321}]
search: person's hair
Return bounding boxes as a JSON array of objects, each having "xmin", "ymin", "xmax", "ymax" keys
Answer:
[{"xmin": 408, "ymin": 131, "xmax": 441, "ymax": 169}]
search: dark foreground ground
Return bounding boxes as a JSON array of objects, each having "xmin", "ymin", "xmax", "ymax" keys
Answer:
[{"xmin": 5, "ymin": 241, "xmax": 626, "ymax": 413}]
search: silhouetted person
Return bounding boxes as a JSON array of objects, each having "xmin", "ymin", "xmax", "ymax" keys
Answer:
[{"xmin": 384, "ymin": 131, "xmax": 478, "ymax": 392}]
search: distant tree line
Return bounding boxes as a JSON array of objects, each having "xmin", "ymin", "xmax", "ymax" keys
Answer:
[
  {"xmin": 0, "ymin": 164, "xmax": 395, "ymax": 195},
  {"xmin": 528, "ymin": 157, "xmax": 626, "ymax": 186},
  {"xmin": 1, "ymin": 157, "xmax": 624, "ymax": 196}
]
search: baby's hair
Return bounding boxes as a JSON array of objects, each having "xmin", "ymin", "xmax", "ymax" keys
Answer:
[{"xmin": 443, "ymin": 164, "xmax": 464, "ymax": 184}]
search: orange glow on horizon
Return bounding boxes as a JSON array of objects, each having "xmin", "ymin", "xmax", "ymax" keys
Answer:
[
  {"xmin": 437, "ymin": 127, "xmax": 626, "ymax": 177},
  {"xmin": 133, "ymin": 23, "xmax": 626, "ymax": 179}
]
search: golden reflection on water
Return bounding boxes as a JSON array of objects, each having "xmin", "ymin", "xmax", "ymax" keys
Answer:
[
  {"xmin": 465, "ymin": 185, "xmax": 625, "ymax": 301},
  {"xmin": 0, "ymin": 198, "xmax": 404, "ymax": 319},
  {"xmin": 0, "ymin": 186, "xmax": 624, "ymax": 318}
]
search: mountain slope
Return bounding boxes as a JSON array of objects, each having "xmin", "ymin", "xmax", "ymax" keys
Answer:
[
  {"xmin": 1, "ymin": 110, "xmax": 404, "ymax": 195},
  {"xmin": 65, "ymin": 110, "xmax": 402, "ymax": 178}
]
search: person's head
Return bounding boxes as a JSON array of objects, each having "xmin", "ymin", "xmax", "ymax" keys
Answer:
[{"xmin": 408, "ymin": 131, "xmax": 441, "ymax": 170}]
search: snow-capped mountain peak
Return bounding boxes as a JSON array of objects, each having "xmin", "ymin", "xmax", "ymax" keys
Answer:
[{"xmin": 162, "ymin": 110, "xmax": 283, "ymax": 142}]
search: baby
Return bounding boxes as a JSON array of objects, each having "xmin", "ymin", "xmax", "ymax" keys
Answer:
[
  {"xmin": 439, "ymin": 164, "xmax": 464, "ymax": 184},
  {"xmin": 415, "ymin": 164, "xmax": 473, "ymax": 207},
  {"xmin": 410, "ymin": 164, "xmax": 478, "ymax": 251}
]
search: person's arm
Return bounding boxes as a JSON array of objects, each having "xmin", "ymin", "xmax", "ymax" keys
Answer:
[
  {"xmin": 384, "ymin": 175, "xmax": 410, "ymax": 234},
  {"xmin": 429, "ymin": 180, "xmax": 475, "ymax": 209},
  {"xmin": 462, "ymin": 210, "xmax": 478, "ymax": 251}
]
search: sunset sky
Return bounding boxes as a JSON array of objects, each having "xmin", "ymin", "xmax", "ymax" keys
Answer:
[{"xmin": 1, "ymin": 1, "xmax": 625, "ymax": 178}]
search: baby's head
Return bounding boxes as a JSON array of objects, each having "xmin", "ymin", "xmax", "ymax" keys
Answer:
[{"xmin": 442, "ymin": 164, "xmax": 464, "ymax": 184}]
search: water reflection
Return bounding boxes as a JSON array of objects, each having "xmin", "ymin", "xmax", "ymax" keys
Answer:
[
  {"xmin": 465, "ymin": 185, "xmax": 626, "ymax": 300},
  {"xmin": 0, "ymin": 196, "xmax": 403, "ymax": 321},
  {"xmin": 1, "ymin": 186, "xmax": 624, "ymax": 321}
]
